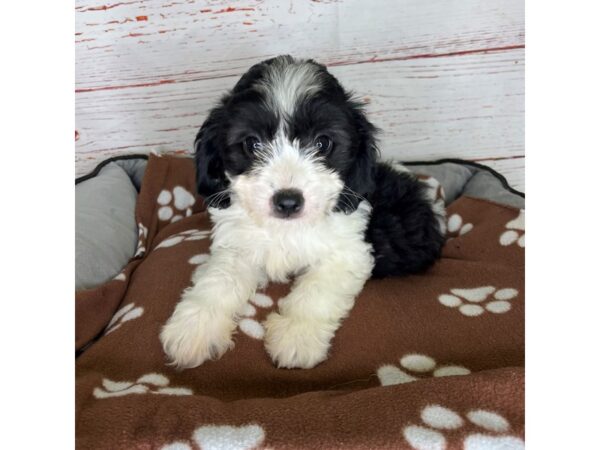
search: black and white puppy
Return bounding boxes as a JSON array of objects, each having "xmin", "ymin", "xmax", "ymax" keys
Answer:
[{"xmin": 160, "ymin": 55, "xmax": 446, "ymax": 369}]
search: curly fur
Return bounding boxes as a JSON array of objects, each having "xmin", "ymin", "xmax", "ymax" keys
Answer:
[{"xmin": 161, "ymin": 55, "xmax": 446, "ymax": 369}]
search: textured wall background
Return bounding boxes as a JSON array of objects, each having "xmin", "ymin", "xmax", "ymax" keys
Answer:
[{"xmin": 75, "ymin": 0, "xmax": 524, "ymax": 190}]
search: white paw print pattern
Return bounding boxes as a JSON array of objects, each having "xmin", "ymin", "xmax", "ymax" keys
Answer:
[
  {"xmin": 135, "ymin": 222, "xmax": 149, "ymax": 257},
  {"xmin": 499, "ymin": 209, "xmax": 525, "ymax": 247},
  {"xmin": 162, "ymin": 424, "xmax": 265, "ymax": 450},
  {"xmin": 157, "ymin": 186, "xmax": 196, "ymax": 223},
  {"xmin": 105, "ymin": 302, "xmax": 144, "ymax": 335},
  {"xmin": 447, "ymin": 213, "xmax": 473, "ymax": 237},
  {"xmin": 189, "ymin": 253, "xmax": 210, "ymax": 265},
  {"xmin": 93, "ymin": 373, "xmax": 192, "ymax": 398},
  {"xmin": 438, "ymin": 286, "xmax": 519, "ymax": 317},
  {"xmin": 155, "ymin": 228, "xmax": 211, "ymax": 250},
  {"xmin": 237, "ymin": 294, "xmax": 275, "ymax": 340},
  {"xmin": 377, "ymin": 353, "xmax": 470, "ymax": 386},
  {"xmin": 404, "ymin": 404, "xmax": 524, "ymax": 450},
  {"xmin": 113, "ymin": 272, "xmax": 126, "ymax": 282}
]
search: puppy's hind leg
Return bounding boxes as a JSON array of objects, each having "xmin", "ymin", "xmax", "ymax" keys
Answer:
[{"xmin": 160, "ymin": 251, "xmax": 259, "ymax": 369}]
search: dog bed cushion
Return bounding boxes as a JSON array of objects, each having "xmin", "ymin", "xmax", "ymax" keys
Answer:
[
  {"xmin": 75, "ymin": 162, "xmax": 139, "ymax": 290},
  {"xmin": 76, "ymin": 154, "xmax": 524, "ymax": 449}
]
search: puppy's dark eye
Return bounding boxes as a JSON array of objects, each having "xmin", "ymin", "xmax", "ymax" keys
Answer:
[
  {"xmin": 314, "ymin": 135, "xmax": 332, "ymax": 153},
  {"xmin": 243, "ymin": 136, "xmax": 263, "ymax": 153}
]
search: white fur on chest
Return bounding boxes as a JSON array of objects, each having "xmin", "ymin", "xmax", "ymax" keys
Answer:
[{"xmin": 208, "ymin": 201, "xmax": 373, "ymax": 282}]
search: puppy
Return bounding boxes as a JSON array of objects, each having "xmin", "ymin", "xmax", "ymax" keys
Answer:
[{"xmin": 160, "ymin": 55, "xmax": 446, "ymax": 369}]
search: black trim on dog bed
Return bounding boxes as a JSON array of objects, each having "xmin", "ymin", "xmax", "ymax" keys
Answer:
[
  {"xmin": 75, "ymin": 154, "xmax": 150, "ymax": 185},
  {"xmin": 403, "ymin": 158, "xmax": 524, "ymax": 198}
]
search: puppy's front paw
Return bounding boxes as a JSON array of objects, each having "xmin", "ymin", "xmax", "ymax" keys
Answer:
[
  {"xmin": 263, "ymin": 313, "xmax": 334, "ymax": 369},
  {"xmin": 160, "ymin": 296, "xmax": 236, "ymax": 369}
]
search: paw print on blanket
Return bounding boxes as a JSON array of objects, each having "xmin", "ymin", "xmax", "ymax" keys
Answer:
[
  {"xmin": 404, "ymin": 404, "xmax": 524, "ymax": 450},
  {"xmin": 135, "ymin": 222, "xmax": 149, "ymax": 257},
  {"xmin": 105, "ymin": 302, "xmax": 144, "ymax": 335},
  {"xmin": 93, "ymin": 373, "xmax": 192, "ymax": 398},
  {"xmin": 155, "ymin": 229, "xmax": 211, "ymax": 250},
  {"xmin": 237, "ymin": 294, "xmax": 275, "ymax": 340},
  {"xmin": 446, "ymin": 213, "xmax": 473, "ymax": 238},
  {"xmin": 499, "ymin": 209, "xmax": 525, "ymax": 247},
  {"xmin": 438, "ymin": 286, "xmax": 519, "ymax": 317},
  {"xmin": 377, "ymin": 353, "xmax": 470, "ymax": 386},
  {"xmin": 162, "ymin": 424, "xmax": 265, "ymax": 450},
  {"xmin": 189, "ymin": 253, "xmax": 210, "ymax": 265},
  {"xmin": 157, "ymin": 186, "xmax": 196, "ymax": 223},
  {"xmin": 113, "ymin": 272, "xmax": 126, "ymax": 282}
]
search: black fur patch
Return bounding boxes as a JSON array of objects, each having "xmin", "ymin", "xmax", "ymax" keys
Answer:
[{"xmin": 366, "ymin": 164, "xmax": 445, "ymax": 277}]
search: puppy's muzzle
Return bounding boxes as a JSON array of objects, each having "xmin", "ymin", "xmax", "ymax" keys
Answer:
[{"xmin": 272, "ymin": 189, "xmax": 304, "ymax": 219}]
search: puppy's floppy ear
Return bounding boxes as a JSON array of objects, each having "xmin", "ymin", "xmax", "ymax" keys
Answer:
[
  {"xmin": 336, "ymin": 103, "xmax": 379, "ymax": 213},
  {"xmin": 194, "ymin": 104, "xmax": 230, "ymax": 208}
]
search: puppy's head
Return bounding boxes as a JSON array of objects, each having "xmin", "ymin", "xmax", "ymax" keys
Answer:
[{"xmin": 195, "ymin": 55, "xmax": 378, "ymax": 224}]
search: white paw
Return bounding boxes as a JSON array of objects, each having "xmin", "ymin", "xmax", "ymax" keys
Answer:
[
  {"xmin": 263, "ymin": 313, "xmax": 333, "ymax": 369},
  {"xmin": 160, "ymin": 293, "xmax": 236, "ymax": 369}
]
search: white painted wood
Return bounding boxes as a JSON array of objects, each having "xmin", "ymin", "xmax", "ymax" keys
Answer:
[
  {"xmin": 76, "ymin": 48, "xmax": 524, "ymax": 175},
  {"xmin": 75, "ymin": 0, "xmax": 525, "ymax": 190},
  {"xmin": 330, "ymin": 49, "xmax": 524, "ymax": 162},
  {"xmin": 479, "ymin": 157, "xmax": 524, "ymax": 192},
  {"xmin": 75, "ymin": 0, "xmax": 524, "ymax": 91}
]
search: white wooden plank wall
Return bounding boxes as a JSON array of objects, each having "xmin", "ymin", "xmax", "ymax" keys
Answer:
[{"xmin": 75, "ymin": 0, "xmax": 524, "ymax": 191}]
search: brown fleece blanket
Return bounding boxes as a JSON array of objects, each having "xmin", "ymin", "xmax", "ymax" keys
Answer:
[{"xmin": 76, "ymin": 154, "xmax": 525, "ymax": 450}]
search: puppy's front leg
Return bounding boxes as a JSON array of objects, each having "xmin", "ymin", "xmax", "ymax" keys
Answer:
[
  {"xmin": 264, "ymin": 251, "xmax": 374, "ymax": 369},
  {"xmin": 160, "ymin": 250, "xmax": 258, "ymax": 369}
]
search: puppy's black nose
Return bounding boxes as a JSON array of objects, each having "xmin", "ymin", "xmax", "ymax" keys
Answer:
[{"xmin": 272, "ymin": 189, "xmax": 304, "ymax": 218}]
